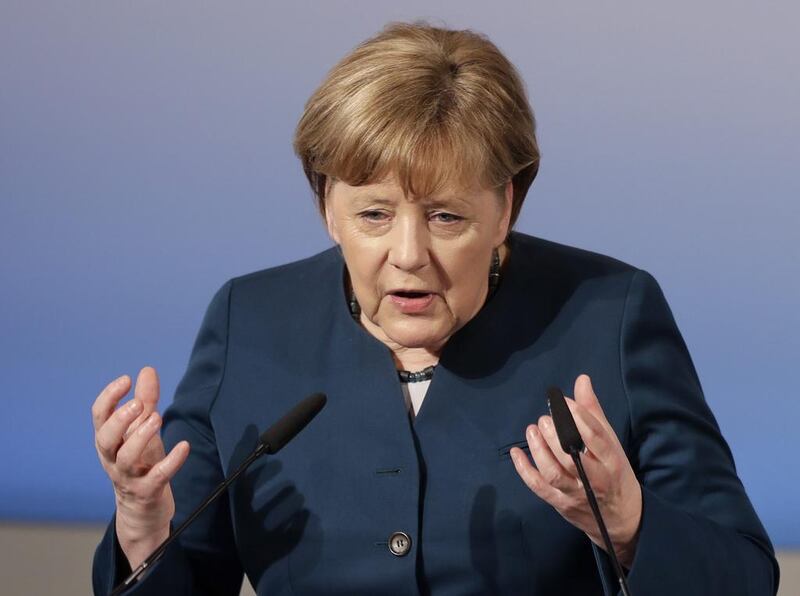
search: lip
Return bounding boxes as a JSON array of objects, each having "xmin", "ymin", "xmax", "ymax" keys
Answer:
[
  {"xmin": 387, "ymin": 291, "xmax": 436, "ymax": 314},
  {"xmin": 387, "ymin": 287, "xmax": 435, "ymax": 295}
]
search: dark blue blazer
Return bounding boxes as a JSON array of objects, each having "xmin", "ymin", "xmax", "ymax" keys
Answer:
[{"xmin": 93, "ymin": 232, "xmax": 778, "ymax": 595}]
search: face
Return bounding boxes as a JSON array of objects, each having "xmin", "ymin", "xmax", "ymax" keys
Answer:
[{"xmin": 325, "ymin": 176, "xmax": 512, "ymax": 355}]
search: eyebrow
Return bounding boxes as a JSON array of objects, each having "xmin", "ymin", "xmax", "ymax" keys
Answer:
[
  {"xmin": 425, "ymin": 197, "xmax": 471, "ymax": 209},
  {"xmin": 350, "ymin": 193, "xmax": 472, "ymax": 210},
  {"xmin": 350, "ymin": 195, "xmax": 396, "ymax": 207}
]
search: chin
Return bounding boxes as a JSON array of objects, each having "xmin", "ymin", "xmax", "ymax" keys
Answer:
[{"xmin": 384, "ymin": 320, "xmax": 451, "ymax": 351}]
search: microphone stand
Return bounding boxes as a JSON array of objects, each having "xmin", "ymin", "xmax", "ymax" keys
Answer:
[
  {"xmin": 571, "ymin": 451, "xmax": 632, "ymax": 596},
  {"xmin": 110, "ymin": 443, "xmax": 268, "ymax": 596},
  {"xmin": 110, "ymin": 392, "xmax": 327, "ymax": 596},
  {"xmin": 547, "ymin": 387, "xmax": 633, "ymax": 596}
]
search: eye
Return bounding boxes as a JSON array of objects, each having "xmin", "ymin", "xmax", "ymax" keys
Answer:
[
  {"xmin": 430, "ymin": 211, "xmax": 464, "ymax": 224},
  {"xmin": 358, "ymin": 210, "xmax": 390, "ymax": 222}
]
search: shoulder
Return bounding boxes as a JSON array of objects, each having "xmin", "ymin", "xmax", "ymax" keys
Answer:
[
  {"xmin": 195, "ymin": 245, "xmax": 346, "ymax": 344},
  {"xmin": 507, "ymin": 232, "xmax": 648, "ymax": 309},
  {"xmin": 214, "ymin": 245, "xmax": 342, "ymax": 312},
  {"xmin": 188, "ymin": 245, "xmax": 343, "ymax": 337},
  {"xmin": 230, "ymin": 245, "xmax": 342, "ymax": 292},
  {"xmin": 509, "ymin": 231, "xmax": 637, "ymax": 279}
]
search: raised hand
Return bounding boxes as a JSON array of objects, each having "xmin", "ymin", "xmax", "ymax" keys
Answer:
[
  {"xmin": 92, "ymin": 366, "xmax": 190, "ymax": 568},
  {"xmin": 510, "ymin": 374, "xmax": 642, "ymax": 567}
]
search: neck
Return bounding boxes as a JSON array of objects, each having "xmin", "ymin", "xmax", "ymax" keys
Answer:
[{"xmin": 389, "ymin": 347, "xmax": 441, "ymax": 372}]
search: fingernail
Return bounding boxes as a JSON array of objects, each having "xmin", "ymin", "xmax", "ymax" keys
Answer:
[
  {"xmin": 126, "ymin": 400, "xmax": 142, "ymax": 415},
  {"xmin": 527, "ymin": 426, "xmax": 538, "ymax": 440}
]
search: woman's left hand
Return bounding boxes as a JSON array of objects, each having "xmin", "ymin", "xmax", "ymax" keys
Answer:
[{"xmin": 510, "ymin": 374, "xmax": 642, "ymax": 568}]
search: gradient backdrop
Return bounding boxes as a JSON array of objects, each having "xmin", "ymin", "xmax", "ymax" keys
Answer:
[{"xmin": 1, "ymin": 1, "xmax": 798, "ymax": 548}]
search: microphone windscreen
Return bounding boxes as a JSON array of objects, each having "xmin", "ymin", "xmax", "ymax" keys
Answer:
[
  {"xmin": 259, "ymin": 392, "xmax": 327, "ymax": 454},
  {"xmin": 546, "ymin": 386, "xmax": 584, "ymax": 455}
]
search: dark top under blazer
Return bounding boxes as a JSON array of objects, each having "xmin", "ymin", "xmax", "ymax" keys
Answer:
[{"xmin": 93, "ymin": 232, "xmax": 778, "ymax": 595}]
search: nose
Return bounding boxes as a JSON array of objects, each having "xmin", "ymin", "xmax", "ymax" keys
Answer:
[{"xmin": 387, "ymin": 214, "xmax": 430, "ymax": 273}]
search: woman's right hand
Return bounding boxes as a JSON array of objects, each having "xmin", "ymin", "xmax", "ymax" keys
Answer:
[{"xmin": 92, "ymin": 366, "xmax": 191, "ymax": 569}]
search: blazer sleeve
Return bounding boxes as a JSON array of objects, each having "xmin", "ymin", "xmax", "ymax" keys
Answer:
[
  {"xmin": 92, "ymin": 280, "xmax": 245, "ymax": 596},
  {"xmin": 593, "ymin": 270, "xmax": 779, "ymax": 595}
]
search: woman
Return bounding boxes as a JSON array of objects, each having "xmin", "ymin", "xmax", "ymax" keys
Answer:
[{"xmin": 92, "ymin": 23, "xmax": 778, "ymax": 595}]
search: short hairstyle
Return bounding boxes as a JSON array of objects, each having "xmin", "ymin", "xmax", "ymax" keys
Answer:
[{"xmin": 293, "ymin": 22, "xmax": 540, "ymax": 228}]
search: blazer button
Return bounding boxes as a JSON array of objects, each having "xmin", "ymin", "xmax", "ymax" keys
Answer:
[{"xmin": 388, "ymin": 531, "xmax": 412, "ymax": 556}]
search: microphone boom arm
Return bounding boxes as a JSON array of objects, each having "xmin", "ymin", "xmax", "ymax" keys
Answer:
[
  {"xmin": 110, "ymin": 392, "xmax": 326, "ymax": 596},
  {"xmin": 547, "ymin": 386, "xmax": 632, "ymax": 596}
]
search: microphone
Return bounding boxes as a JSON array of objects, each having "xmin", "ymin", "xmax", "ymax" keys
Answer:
[
  {"xmin": 110, "ymin": 392, "xmax": 327, "ymax": 596},
  {"xmin": 546, "ymin": 386, "xmax": 584, "ymax": 455},
  {"xmin": 259, "ymin": 391, "xmax": 327, "ymax": 454},
  {"xmin": 546, "ymin": 387, "xmax": 632, "ymax": 596}
]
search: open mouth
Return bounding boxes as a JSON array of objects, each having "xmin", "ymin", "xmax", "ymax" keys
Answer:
[{"xmin": 388, "ymin": 290, "xmax": 435, "ymax": 313}]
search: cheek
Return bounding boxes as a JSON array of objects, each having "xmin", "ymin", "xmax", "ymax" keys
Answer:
[
  {"xmin": 342, "ymin": 246, "xmax": 384, "ymax": 301},
  {"xmin": 440, "ymin": 248, "xmax": 491, "ymax": 308}
]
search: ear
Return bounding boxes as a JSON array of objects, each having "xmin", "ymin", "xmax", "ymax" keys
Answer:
[
  {"xmin": 324, "ymin": 182, "xmax": 341, "ymax": 244},
  {"xmin": 494, "ymin": 179, "xmax": 514, "ymax": 245}
]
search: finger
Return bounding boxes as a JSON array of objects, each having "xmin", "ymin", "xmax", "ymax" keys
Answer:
[
  {"xmin": 143, "ymin": 440, "xmax": 191, "ymax": 488},
  {"xmin": 134, "ymin": 366, "xmax": 160, "ymax": 417},
  {"xmin": 527, "ymin": 423, "xmax": 582, "ymax": 494},
  {"xmin": 125, "ymin": 367, "xmax": 161, "ymax": 437},
  {"xmin": 565, "ymin": 398, "xmax": 616, "ymax": 464},
  {"xmin": 123, "ymin": 415, "xmax": 147, "ymax": 440},
  {"xmin": 115, "ymin": 412, "xmax": 163, "ymax": 474},
  {"xmin": 574, "ymin": 374, "xmax": 613, "ymax": 431},
  {"xmin": 91, "ymin": 375, "xmax": 131, "ymax": 432},
  {"xmin": 123, "ymin": 407, "xmax": 158, "ymax": 440},
  {"xmin": 537, "ymin": 415, "xmax": 579, "ymax": 474},
  {"xmin": 509, "ymin": 446, "xmax": 564, "ymax": 505},
  {"xmin": 95, "ymin": 398, "xmax": 143, "ymax": 461}
]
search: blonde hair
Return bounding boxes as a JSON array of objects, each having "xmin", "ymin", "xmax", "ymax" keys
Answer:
[{"xmin": 293, "ymin": 22, "xmax": 540, "ymax": 227}]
